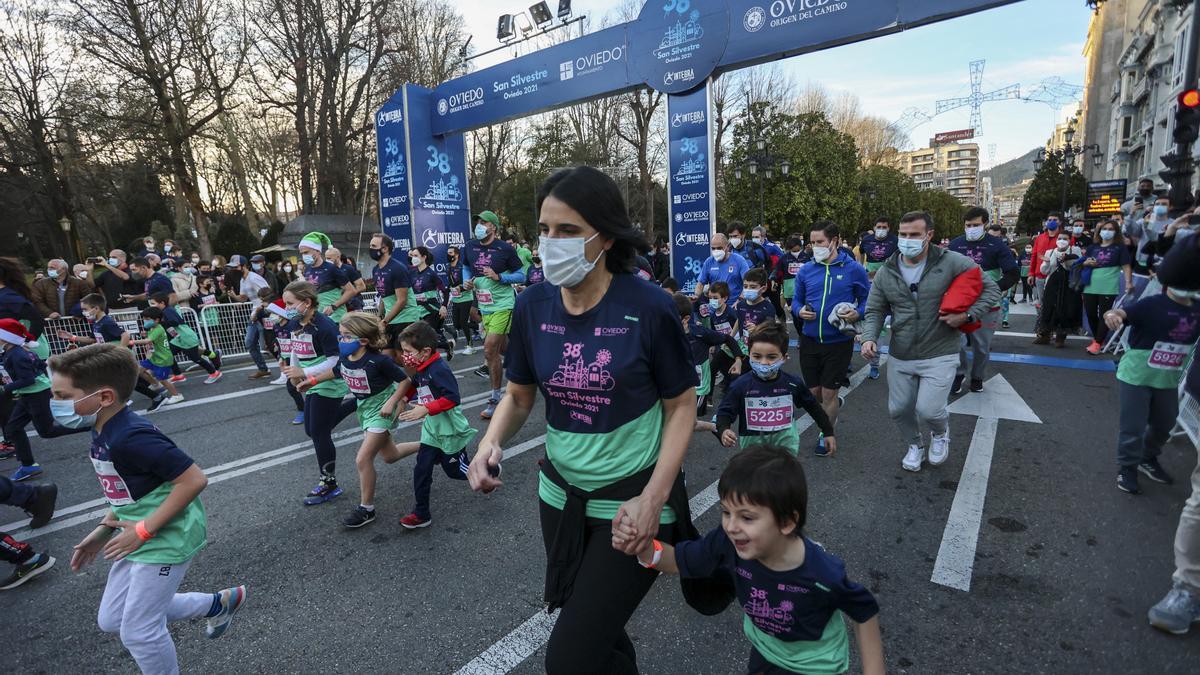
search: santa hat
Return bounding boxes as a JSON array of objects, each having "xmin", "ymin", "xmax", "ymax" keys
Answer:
[
  {"xmin": 266, "ymin": 298, "xmax": 289, "ymax": 319},
  {"xmin": 0, "ymin": 318, "xmax": 34, "ymax": 346},
  {"xmin": 298, "ymin": 232, "xmax": 332, "ymax": 253}
]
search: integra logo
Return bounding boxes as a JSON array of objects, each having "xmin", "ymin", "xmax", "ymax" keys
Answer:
[
  {"xmin": 438, "ymin": 87, "xmax": 485, "ymax": 116},
  {"xmin": 675, "ymin": 231, "xmax": 709, "ymax": 247},
  {"xmin": 663, "ymin": 68, "xmax": 695, "ymax": 86},
  {"xmin": 421, "ymin": 228, "xmax": 466, "ymax": 248}
]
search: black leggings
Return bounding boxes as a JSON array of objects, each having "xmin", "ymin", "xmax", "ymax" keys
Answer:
[
  {"xmin": 169, "ymin": 344, "xmax": 217, "ymax": 375},
  {"xmin": 420, "ymin": 311, "xmax": 451, "ymax": 350},
  {"xmin": 4, "ymin": 390, "xmax": 89, "ymax": 466},
  {"xmin": 1083, "ymin": 293, "xmax": 1117, "ymax": 346},
  {"xmin": 451, "ymin": 301, "xmax": 476, "ymax": 343},
  {"xmin": 285, "ymin": 380, "xmax": 305, "ymax": 412},
  {"xmin": 538, "ymin": 500, "xmax": 659, "ymax": 675},
  {"xmin": 1020, "ymin": 276, "xmax": 1032, "ymax": 301},
  {"xmin": 710, "ymin": 349, "xmax": 737, "ymax": 396},
  {"xmin": 303, "ymin": 394, "xmax": 344, "ymax": 478},
  {"xmin": 134, "ymin": 379, "xmax": 161, "ymax": 403},
  {"xmin": 766, "ymin": 285, "xmax": 785, "ymax": 320}
]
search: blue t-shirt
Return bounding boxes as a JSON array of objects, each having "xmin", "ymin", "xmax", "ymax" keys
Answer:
[
  {"xmin": 304, "ymin": 260, "xmax": 349, "ymax": 294},
  {"xmin": 143, "ymin": 272, "xmax": 174, "ymax": 298},
  {"xmin": 1, "ymin": 344, "xmax": 47, "ymax": 394},
  {"xmin": 859, "ymin": 233, "xmax": 897, "ymax": 264},
  {"xmin": 446, "ymin": 260, "xmax": 467, "ymax": 288},
  {"xmin": 736, "ymin": 299, "xmax": 776, "ymax": 341},
  {"xmin": 410, "ymin": 266, "xmax": 444, "ymax": 302},
  {"xmin": 91, "ymin": 407, "xmax": 194, "ymax": 501},
  {"xmin": 1085, "ymin": 244, "xmax": 1132, "ymax": 268},
  {"xmin": 160, "ymin": 306, "xmax": 185, "ymax": 328},
  {"xmin": 698, "ymin": 301, "xmax": 738, "ymax": 338},
  {"xmin": 464, "ymin": 239, "xmax": 523, "ymax": 279},
  {"xmin": 409, "ymin": 355, "xmax": 462, "ymax": 405},
  {"xmin": 91, "ymin": 315, "xmax": 126, "ymax": 344},
  {"xmin": 699, "ymin": 252, "xmax": 751, "ymax": 300},
  {"xmin": 285, "ymin": 313, "xmax": 341, "ymax": 361},
  {"xmin": 339, "ymin": 350, "xmax": 407, "ymax": 399},
  {"xmin": 341, "ymin": 265, "xmax": 365, "ymax": 310},
  {"xmin": 716, "ymin": 370, "xmax": 830, "ymax": 438},
  {"xmin": 675, "ymin": 529, "xmax": 879, "ymax": 671},
  {"xmin": 1117, "ymin": 293, "xmax": 1200, "ymax": 389},
  {"xmin": 0, "ymin": 287, "xmax": 34, "ymax": 322},
  {"xmin": 688, "ymin": 319, "xmax": 728, "ymax": 367},
  {"xmin": 526, "ymin": 265, "xmax": 545, "ymax": 285},
  {"xmin": 732, "ymin": 242, "xmax": 769, "ymax": 269},
  {"xmin": 948, "ymin": 234, "xmax": 1018, "ymax": 278},
  {"xmin": 372, "ymin": 257, "xmax": 412, "ymax": 297}
]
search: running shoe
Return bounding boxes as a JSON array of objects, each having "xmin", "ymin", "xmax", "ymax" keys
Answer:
[
  {"xmin": 146, "ymin": 393, "xmax": 169, "ymax": 412},
  {"xmin": 169, "ymin": 374, "xmax": 187, "ymax": 383},
  {"xmin": 901, "ymin": 445, "xmax": 924, "ymax": 472},
  {"xmin": 1086, "ymin": 340, "xmax": 1102, "ymax": 355},
  {"xmin": 868, "ymin": 364, "xmax": 879, "ymax": 380},
  {"xmin": 1002, "ymin": 320, "xmax": 1010, "ymax": 329},
  {"xmin": 205, "ymin": 585, "xmax": 248, "ymax": 639},
  {"xmin": 970, "ymin": 379, "xmax": 983, "ymax": 393},
  {"xmin": 1149, "ymin": 583, "xmax": 1200, "ymax": 634},
  {"xmin": 473, "ymin": 364, "xmax": 489, "ymax": 378},
  {"xmin": 0, "ymin": 441, "xmax": 15, "ymax": 461},
  {"xmin": 445, "ymin": 338, "xmax": 456, "ymax": 361},
  {"xmin": 291, "ymin": 412, "xmax": 305, "ymax": 425},
  {"xmin": 270, "ymin": 373, "xmax": 288, "ymax": 385},
  {"xmin": 463, "ymin": 345, "xmax": 476, "ymax": 356},
  {"xmin": 10, "ymin": 464, "xmax": 43, "ymax": 482},
  {"xmin": 928, "ymin": 433, "xmax": 950, "ymax": 465},
  {"xmin": 303, "ymin": 480, "xmax": 342, "ymax": 506},
  {"xmin": 248, "ymin": 370, "xmax": 271, "ymax": 380},
  {"xmin": 204, "ymin": 371, "xmax": 223, "ymax": 384},
  {"xmin": 951, "ymin": 374, "xmax": 966, "ymax": 396},
  {"xmin": 480, "ymin": 398, "xmax": 499, "ymax": 420},
  {"xmin": 0, "ymin": 553, "xmax": 55, "ymax": 591},
  {"xmin": 343, "ymin": 506, "xmax": 376, "ymax": 529},
  {"xmin": 1139, "ymin": 460, "xmax": 1174, "ymax": 485},
  {"xmin": 399, "ymin": 513, "xmax": 431, "ymax": 529},
  {"xmin": 1117, "ymin": 467, "xmax": 1140, "ymax": 494},
  {"xmin": 165, "ymin": 394, "xmax": 185, "ymax": 405},
  {"xmin": 814, "ymin": 435, "xmax": 831, "ymax": 458},
  {"xmin": 25, "ymin": 483, "xmax": 57, "ymax": 529}
]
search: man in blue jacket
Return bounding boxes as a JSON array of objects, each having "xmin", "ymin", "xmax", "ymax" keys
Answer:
[{"xmin": 791, "ymin": 221, "xmax": 870, "ymax": 457}]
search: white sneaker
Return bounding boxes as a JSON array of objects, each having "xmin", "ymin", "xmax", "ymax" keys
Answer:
[
  {"xmin": 463, "ymin": 345, "xmax": 475, "ymax": 356},
  {"xmin": 165, "ymin": 394, "xmax": 185, "ymax": 405},
  {"xmin": 928, "ymin": 433, "xmax": 950, "ymax": 466},
  {"xmin": 270, "ymin": 373, "xmax": 287, "ymax": 385},
  {"xmin": 902, "ymin": 444, "xmax": 925, "ymax": 472}
]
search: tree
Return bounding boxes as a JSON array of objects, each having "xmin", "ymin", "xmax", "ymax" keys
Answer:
[
  {"xmin": 917, "ymin": 190, "xmax": 967, "ymax": 241},
  {"xmin": 854, "ymin": 165, "xmax": 922, "ymax": 236},
  {"xmin": 1016, "ymin": 149, "xmax": 1087, "ymax": 234},
  {"xmin": 210, "ymin": 217, "xmax": 261, "ymax": 258}
]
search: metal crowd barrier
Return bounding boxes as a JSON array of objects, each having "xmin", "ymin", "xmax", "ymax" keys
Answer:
[{"xmin": 43, "ymin": 306, "xmax": 206, "ymax": 365}]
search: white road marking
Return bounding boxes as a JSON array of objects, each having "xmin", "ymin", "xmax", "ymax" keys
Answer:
[
  {"xmin": 994, "ymin": 330, "xmax": 1090, "ymax": 342},
  {"xmin": 933, "ymin": 374, "xmax": 1042, "ymax": 591},
  {"xmin": 453, "ymin": 363, "xmax": 880, "ymax": 674}
]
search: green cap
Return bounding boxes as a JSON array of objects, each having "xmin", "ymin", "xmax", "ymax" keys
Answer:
[{"xmin": 476, "ymin": 211, "xmax": 500, "ymax": 228}]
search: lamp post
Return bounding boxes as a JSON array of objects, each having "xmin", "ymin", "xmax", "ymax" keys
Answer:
[
  {"xmin": 735, "ymin": 99, "xmax": 791, "ymax": 229},
  {"xmin": 1033, "ymin": 117, "xmax": 1104, "ymax": 217},
  {"xmin": 58, "ymin": 216, "xmax": 82, "ymax": 265}
]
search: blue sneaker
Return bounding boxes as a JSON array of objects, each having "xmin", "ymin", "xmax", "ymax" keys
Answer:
[
  {"xmin": 1149, "ymin": 582, "xmax": 1200, "ymax": 634},
  {"xmin": 206, "ymin": 585, "xmax": 248, "ymax": 638},
  {"xmin": 869, "ymin": 364, "xmax": 879, "ymax": 380},
  {"xmin": 10, "ymin": 464, "xmax": 43, "ymax": 482},
  {"xmin": 291, "ymin": 412, "xmax": 304, "ymax": 425},
  {"xmin": 480, "ymin": 398, "xmax": 499, "ymax": 420},
  {"xmin": 303, "ymin": 479, "xmax": 342, "ymax": 506},
  {"xmin": 1117, "ymin": 467, "xmax": 1140, "ymax": 494},
  {"xmin": 814, "ymin": 435, "xmax": 831, "ymax": 458}
]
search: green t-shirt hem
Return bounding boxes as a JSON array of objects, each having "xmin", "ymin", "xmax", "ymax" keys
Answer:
[{"xmin": 743, "ymin": 611, "xmax": 850, "ymax": 675}]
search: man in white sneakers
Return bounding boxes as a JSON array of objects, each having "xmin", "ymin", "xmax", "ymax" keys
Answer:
[{"xmin": 860, "ymin": 211, "xmax": 999, "ymax": 472}]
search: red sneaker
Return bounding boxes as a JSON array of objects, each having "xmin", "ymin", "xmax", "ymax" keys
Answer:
[
  {"xmin": 399, "ymin": 513, "xmax": 431, "ymax": 530},
  {"xmin": 169, "ymin": 374, "xmax": 187, "ymax": 383},
  {"xmin": 1086, "ymin": 340, "xmax": 1102, "ymax": 355}
]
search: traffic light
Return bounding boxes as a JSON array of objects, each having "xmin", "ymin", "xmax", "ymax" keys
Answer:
[{"xmin": 1174, "ymin": 88, "xmax": 1200, "ymax": 146}]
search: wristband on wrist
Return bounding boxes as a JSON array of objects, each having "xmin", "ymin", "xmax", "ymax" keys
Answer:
[
  {"xmin": 134, "ymin": 520, "xmax": 155, "ymax": 541},
  {"xmin": 637, "ymin": 539, "xmax": 664, "ymax": 569},
  {"xmin": 308, "ymin": 375, "xmax": 318, "ymax": 387}
]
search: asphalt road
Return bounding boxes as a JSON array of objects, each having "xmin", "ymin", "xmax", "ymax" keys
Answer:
[{"xmin": 6, "ymin": 307, "xmax": 1200, "ymax": 674}]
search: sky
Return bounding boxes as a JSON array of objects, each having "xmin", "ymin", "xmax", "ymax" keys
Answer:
[{"xmin": 455, "ymin": 0, "xmax": 1093, "ymax": 169}]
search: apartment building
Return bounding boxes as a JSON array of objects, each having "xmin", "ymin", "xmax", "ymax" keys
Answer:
[{"xmin": 892, "ymin": 142, "xmax": 981, "ymax": 204}]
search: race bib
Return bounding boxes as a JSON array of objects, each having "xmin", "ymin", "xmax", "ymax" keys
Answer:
[
  {"xmin": 1148, "ymin": 341, "xmax": 1189, "ymax": 370},
  {"xmin": 278, "ymin": 337, "xmax": 292, "ymax": 356},
  {"xmin": 787, "ymin": 262, "xmax": 801, "ymax": 276},
  {"xmin": 167, "ymin": 326, "xmax": 180, "ymax": 338},
  {"xmin": 476, "ymin": 289, "xmax": 494, "ymax": 306},
  {"xmin": 91, "ymin": 457, "xmax": 133, "ymax": 506},
  {"xmin": 92, "ymin": 330, "xmax": 105, "ymax": 343},
  {"xmin": 290, "ymin": 333, "xmax": 316, "ymax": 358},
  {"xmin": 745, "ymin": 395, "xmax": 793, "ymax": 432},
  {"xmin": 450, "ymin": 287, "xmax": 462, "ymax": 299},
  {"xmin": 202, "ymin": 294, "xmax": 217, "ymax": 306},
  {"xmin": 714, "ymin": 321, "xmax": 733, "ymax": 336},
  {"xmin": 340, "ymin": 366, "xmax": 371, "ymax": 395},
  {"xmin": 416, "ymin": 385, "xmax": 434, "ymax": 405}
]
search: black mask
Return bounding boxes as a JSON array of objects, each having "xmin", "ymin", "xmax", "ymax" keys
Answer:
[
  {"xmin": 368, "ymin": 248, "xmax": 383, "ymax": 261},
  {"xmin": 532, "ymin": 256, "xmax": 541, "ymax": 264},
  {"xmin": 1139, "ymin": 187, "xmax": 1152, "ymax": 197}
]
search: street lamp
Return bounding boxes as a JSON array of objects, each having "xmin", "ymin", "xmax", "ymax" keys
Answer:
[
  {"xmin": 736, "ymin": 98, "xmax": 790, "ymax": 228},
  {"xmin": 1033, "ymin": 116, "xmax": 1104, "ymax": 216}
]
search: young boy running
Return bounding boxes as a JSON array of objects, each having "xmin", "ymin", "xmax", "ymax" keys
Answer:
[
  {"xmin": 148, "ymin": 293, "xmax": 221, "ymax": 384},
  {"xmin": 131, "ymin": 307, "xmax": 184, "ymax": 405},
  {"xmin": 716, "ymin": 322, "xmax": 835, "ymax": 456},
  {"xmin": 673, "ymin": 294, "xmax": 741, "ymax": 423},
  {"xmin": 613, "ymin": 445, "xmax": 884, "ymax": 675},
  {"xmin": 49, "ymin": 344, "xmax": 248, "ymax": 673},
  {"xmin": 395, "ymin": 322, "xmax": 480, "ymax": 529},
  {"xmin": 56, "ymin": 294, "xmax": 167, "ymax": 411}
]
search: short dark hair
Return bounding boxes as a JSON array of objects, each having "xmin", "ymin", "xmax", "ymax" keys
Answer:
[
  {"xmin": 900, "ymin": 211, "xmax": 934, "ymax": 231},
  {"xmin": 536, "ymin": 166, "xmax": 649, "ymax": 274},
  {"xmin": 873, "ymin": 217, "xmax": 892, "ymax": 227},
  {"xmin": 81, "ymin": 293, "xmax": 107, "ymax": 310},
  {"xmin": 743, "ymin": 267, "xmax": 767, "ymax": 286},
  {"xmin": 142, "ymin": 306, "xmax": 163, "ymax": 320},
  {"xmin": 399, "ymin": 320, "xmax": 439, "ymax": 352},
  {"xmin": 672, "ymin": 292, "xmax": 694, "ymax": 318},
  {"xmin": 1048, "ymin": 211, "xmax": 1064, "ymax": 219},
  {"xmin": 372, "ymin": 233, "xmax": 394, "ymax": 253},
  {"xmin": 708, "ymin": 281, "xmax": 729, "ymax": 298},
  {"xmin": 810, "ymin": 221, "xmax": 839, "ymax": 240},
  {"xmin": 149, "ymin": 292, "xmax": 171, "ymax": 305},
  {"xmin": 662, "ymin": 277, "xmax": 680, "ymax": 292},
  {"xmin": 49, "ymin": 343, "xmax": 140, "ymax": 401},
  {"xmin": 130, "ymin": 257, "xmax": 151, "ymax": 268},
  {"xmin": 746, "ymin": 320, "xmax": 788, "ymax": 354},
  {"xmin": 718, "ymin": 444, "xmax": 808, "ymax": 534},
  {"xmin": 726, "ymin": 222, "xmax": 747, "ymax": 236},
  {"xmin": 964, "ymin": 206, "xmax": 990, "ymax": 223},
  {"xmin": 786, "ymin": 236, "xmax": 803, "ymax": 249}
]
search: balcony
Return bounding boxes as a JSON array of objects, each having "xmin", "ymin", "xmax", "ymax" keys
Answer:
[{"xmin": 1132, "ymin": 77, "xmax": 1150, "ymax": 103}]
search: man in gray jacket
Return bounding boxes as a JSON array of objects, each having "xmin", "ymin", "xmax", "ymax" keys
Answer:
[{"xmin": 860, "ymin": 211, "xmax": 1000, "ymax": 472}]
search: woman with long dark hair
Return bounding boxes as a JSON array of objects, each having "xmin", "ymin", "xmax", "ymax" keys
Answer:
[{"xmin": 467, "ymin": 166, "xmax": 701, "ymax": 673}]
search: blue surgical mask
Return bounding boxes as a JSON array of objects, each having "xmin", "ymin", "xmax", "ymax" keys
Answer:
[
  {"xmin": 107, "ymin": 257, "xmax": 119, "ymax": 267},
  {"xmin": 742, "ymin": 289, "xmax": 759, "ymax": 302},
  {"xmin": 1100, "ymin": 230, "xmax": 1116, "ymax": 241},
  {"xmin": 302, "ymin": 254, "xmax": 315, "ymax": 266},
  {"xmin": 897, "ymin": 238, "xmax": 925, "ymax": 259},
  {"xmin": 253, "ymin": 263, "xmax": 264, "ymax": 271},
  {"xmin": 338, "ymin": 338, "xmax": 362, "ymax": 358},
  {"xmin": 143, "ymin": 319, "xmax": 156, "ymax": 328},
  {"xmin": 285, "ymin": 308, "xmax": 301, "ymax": 320},
  {"xmin": 475, "ymin": 224, "xmax": 489, "ymax": 240},
  {"xmin": 1155, "ymin": 205, "xmax": 1169, "ymax": 217},
  {"xmin": 50, "ymin": 390, "xmax": 104, "ymax": 430},
  {"xmin": 750, "ymin": 360, "xmax": 784, "ymax": 379},
  {"xmin": 708, "ymin": 299, "xmax": 721, "ymax": 310},
  {"xmin": 1046, "ymin": 220, "xmax": 1059, "ymax": 230}
]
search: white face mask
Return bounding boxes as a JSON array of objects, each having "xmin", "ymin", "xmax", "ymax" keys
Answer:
[
  {"xmin": 539, "ymin": 233, "xmax": 603, "ymax": 288},
  {"xmin": 965, "ymin": 226, "xmax": 985, "ymax": 241},
  {"xmin": 812, "ymin": 246, "xmax": 832, "ymax": 263},
  {"xmin": 1072, "ymin": 226, "xmax": 1083, "ymax": 235},
  {"xmin": 410, "ymin": 254, "xmax": 423, "ymax": 266},
  {"xmin": 874, "ymin": 228, "xmax": 888, "ymax": 239},
  {"xmin": 729, "ymin": 237, "xmax": 743, "ymax": 248},
  {"xmin": 711, "ymin": 249, "xmax": 726, "ymax": 261},
  {"xmin": 1056, "ymin": 239, "xmax": 1070, "ymax": 250},
  {"xmin": 752, "ymin": 237, "xmax": 763, "ymax": 245}
]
